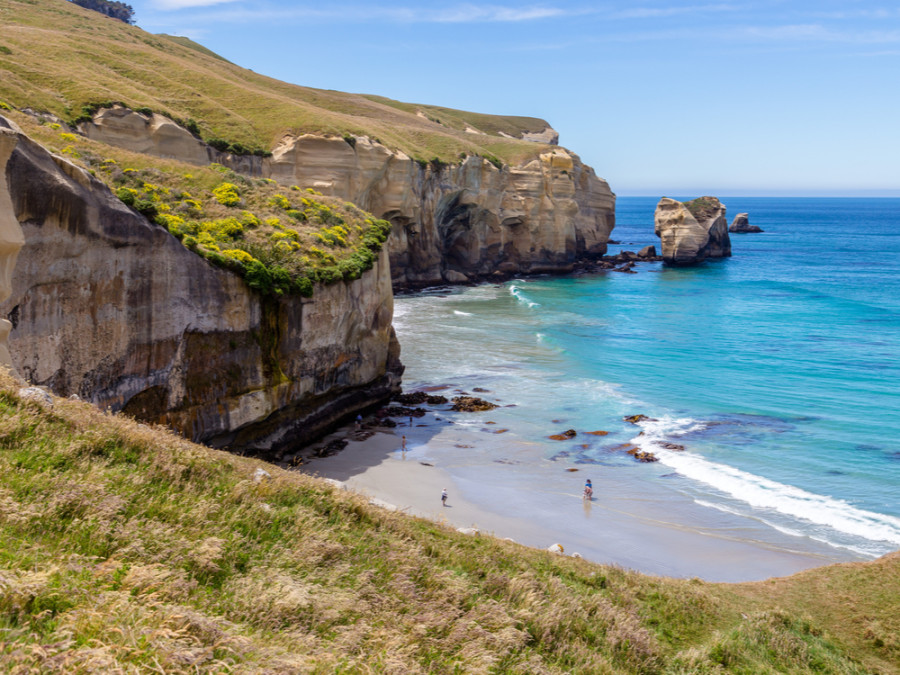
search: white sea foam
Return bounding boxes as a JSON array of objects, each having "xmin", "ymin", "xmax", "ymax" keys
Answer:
[
  {"xmin": 453, "ymin": 310, "xmax": 473, "ymax": 316},
  {"xmin": 508, "ymin": 284, "xmax": 540, "ymax": 309},
  {"xmin": 693, "ymin": 499, "xmax": 878, "ymax": 557},
  {"xmin": 636, "ymin": 417, "xmax": 900, "ymax": 552}
]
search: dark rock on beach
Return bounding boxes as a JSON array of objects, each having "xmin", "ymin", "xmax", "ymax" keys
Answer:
[
  {"xmin": 377, "ymin": 406, "xmax": 427, "ymax": 419},
  {"xmin": 549, "ymin": 429, "xmax": 577, "ymax": 440},
  {"xmin": 396, "ymin": 391, "xmax": 449, "ymax": 406},
  {"xmin": 451, "ymin": 396, "xmax": 499, "ymax": 412}
]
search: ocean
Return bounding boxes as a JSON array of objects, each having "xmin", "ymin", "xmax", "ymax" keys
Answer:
[{"xmin": 391, "ymin": 197, "xmax": 900, "ymax": 578}]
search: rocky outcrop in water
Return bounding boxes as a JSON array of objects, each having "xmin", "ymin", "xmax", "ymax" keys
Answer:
[
  {"xmin": 0, "ymin": 115, "xmax": 402, "ymax": 455},
  {"xmin": 80, "ymin": 108, "xmax": 616, "ymax": 288},
  {"xmin": 654, "ymin": 197, "xmax": 732, "ymax": 265},
  {"xmin": 729, "ymin": 213, "xmax": 763, "ymax": 233}
]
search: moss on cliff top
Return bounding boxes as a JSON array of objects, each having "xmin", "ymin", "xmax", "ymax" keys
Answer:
[
  {"xmin": 683, "ymin": 196, "xmax": 722, "ymax": 222},
  {"xmin": 0, "ymin": 374, "xmax": 896, "ymax": 673},
  {"xmin": 11, "ymin": 111, "xmax": 390, "ymax": 297}
]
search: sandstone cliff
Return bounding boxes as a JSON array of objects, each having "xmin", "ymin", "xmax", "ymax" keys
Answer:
[
  {"xmin": 80, "ymin": 109, "xmax": 616, "ymax": 287},
  {"xmin": 0, "ymin": 116, "xmax": 401, "ymax": 455},
  {"xmin": 654, "ymin": 196, "xmax": 732, "ymax": 265}
]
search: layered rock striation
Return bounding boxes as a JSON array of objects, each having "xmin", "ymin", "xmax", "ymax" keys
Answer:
[
  {"xmin": 654, "ymin": 196, "xmax": 732, "ymax": 265},
  {"xmin": 0, "ymin": 116, "xmax": 401, "ymax": 455},
  {"xmin": 80, "ymin": 109, "xmax": 616, "ymax": 287}
]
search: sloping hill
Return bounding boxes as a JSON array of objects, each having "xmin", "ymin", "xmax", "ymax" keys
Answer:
[
  {"xmin": 0, "ymin": 375, "xmax": 897, "ymax": 673},
  {"xmin": 0, "ymin": 0, "xmax": 553, "ymax": 165}
]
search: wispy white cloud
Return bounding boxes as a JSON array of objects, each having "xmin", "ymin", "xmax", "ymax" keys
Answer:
[
  {"xmin": 152, "ymin": 0, "xmax": 239, "ymax": 8},
  {"xmin": 613, "ymin": 4, "xmax": 740, "ymax": 20},
  {"xmin": 151, "ymin": 3, "xmax": 577, "ymax": 22},
  {"xmin": 741, "ymin": 23, "xmax": 900, "ymax": 44}
]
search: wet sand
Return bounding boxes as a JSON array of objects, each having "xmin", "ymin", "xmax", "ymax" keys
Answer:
[{"xmin": 300, "ymin": 421, "xmax": 858, "ymax": 582}]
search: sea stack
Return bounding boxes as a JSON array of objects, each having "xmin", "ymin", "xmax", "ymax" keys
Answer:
[
  {"xmin": 729, "ymin": 213, "xmax": 763, "ymax": 233},
  {"xmin": 654, "ymin": 196, "xmax": 732, "ymax": 265}
]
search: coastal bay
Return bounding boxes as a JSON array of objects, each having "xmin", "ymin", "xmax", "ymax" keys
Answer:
[{"xmin": 304, "ymin": 196, "xmax": 900, "ymax": 581}]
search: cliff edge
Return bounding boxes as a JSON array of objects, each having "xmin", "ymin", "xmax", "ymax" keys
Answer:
[
  {"xmin": 0, "ymin": 115, "xmax": 402, "ymax": 455},
  {"xmin": 80, "ymin": 108, "xmax": 616, "ymax": 288}
]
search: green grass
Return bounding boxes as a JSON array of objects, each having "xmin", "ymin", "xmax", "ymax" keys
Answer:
[
  {"xmin": 683, "ymin": 196, "xmax": 721, "ymax": 222},
  {"xmin": 0, "ymin": 374, "xmax": 896, "ymax": 673},
  {"xmin": 0, "ymin": 0, "xmax": 554, "ymax": 166}
]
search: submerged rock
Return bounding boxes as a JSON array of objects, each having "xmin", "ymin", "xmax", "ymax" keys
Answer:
[{"xmin": 623, "ymin": 414, "xmax": 655, "ymax": 424}]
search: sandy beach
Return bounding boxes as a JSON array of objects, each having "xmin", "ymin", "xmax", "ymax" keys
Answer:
[{"xmin": 300, "ymin": 415, "xmax": 861, "ymax": 583}]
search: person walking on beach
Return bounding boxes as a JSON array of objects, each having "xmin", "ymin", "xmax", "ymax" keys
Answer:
[
  {"xmin": 583, "ymin": 479, "xmax": 593, "ymax": 500},
  {"xmin": 355, "ymin": 414, "xmax": 362, "ymax": 431},
  {"xmin": 441, "ymin": 488, "xmax": 448, "ymax": 506},
  {"xmin": 401, "ymin": 435, "xmax": 407, "ymax": 451}
]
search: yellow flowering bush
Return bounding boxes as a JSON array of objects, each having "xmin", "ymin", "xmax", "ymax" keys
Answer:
[
  {"xmin": 213, "ymin": 182, "xmax": 241, "ymax": 207},
  {"xmin": 59, "ymin": 132, "xmax": 77, "ymax": 142},
  {"xmin": 221, "ymin": 249, "xmax": 256, "ymax": 264},
  {"xmin": 268, "ymin": 194, "xmax": 290, "ymax": 210}
]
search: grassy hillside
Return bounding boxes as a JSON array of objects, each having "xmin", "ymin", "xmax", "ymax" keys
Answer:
[
  {"xmin": 0, "ymin": 0, "xmax": 553, "ymax": 166},
  {"xmin": 0, "ymin": 374, "xmax": 897, "ymax": 673}
]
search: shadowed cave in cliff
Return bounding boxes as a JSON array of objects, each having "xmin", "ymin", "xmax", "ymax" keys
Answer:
[{"xmin": 436, "ymin": 191, "xmax": 507, "ymax": 276}]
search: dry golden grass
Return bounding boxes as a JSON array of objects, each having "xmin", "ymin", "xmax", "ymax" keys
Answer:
[
  {"xmin": 0, "ymin": 0, "xmax": 553, "ymax": 165},
  {"xmin": 0, "ymin": 373, "xmax": 897, "ymax": 673}
]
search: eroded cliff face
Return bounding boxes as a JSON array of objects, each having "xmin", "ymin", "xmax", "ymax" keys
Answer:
[
  {"xmin": 654, "ymin": 197, "xmax": 732, "ymax": 265},
  {"xmin": 270, "ymin": 136, "xmax": 615, "ymax": 287},
  {"xmin": 81, "ymin": 109, "xmax": 616, "ymax": 287},
  {"xmin": 0, "ymin": 124, "xmax": 26, "ymax": 375},
  {"xmin": 0, "ymin": 116, "xmax": 401, "ymax": 454}
]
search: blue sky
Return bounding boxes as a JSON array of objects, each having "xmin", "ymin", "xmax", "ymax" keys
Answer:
[{"xmin": 128, "ymin": 1, "xmax": 899, "ymax": 196}]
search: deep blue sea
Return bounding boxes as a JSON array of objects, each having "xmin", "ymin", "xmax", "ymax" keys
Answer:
[{"xmin": 393, "ymin": 197, "xmax": 900, "ymax": 568}]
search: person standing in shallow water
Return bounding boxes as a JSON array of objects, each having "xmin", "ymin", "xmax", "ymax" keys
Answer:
[
  {"xmin": 583, "ymin": 479, "xmax": 593, "ymax": 500},
  {"xmin": 441, "ymin": 488, "xmax": 448, "ymax": 506}
]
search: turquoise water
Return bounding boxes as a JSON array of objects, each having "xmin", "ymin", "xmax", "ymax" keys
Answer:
[{"xmin": 393, "ymin": 197, "xmax": 900, "ymax": 563}]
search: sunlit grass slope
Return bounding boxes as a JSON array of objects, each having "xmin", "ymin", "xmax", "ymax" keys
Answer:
[
  {"xmin": 0, "ymin": 0, "xmax": 552, "ymax": 165},
  {"xmin": 0, "ymin": 374, "xmax": 897, "ymax": 673}
]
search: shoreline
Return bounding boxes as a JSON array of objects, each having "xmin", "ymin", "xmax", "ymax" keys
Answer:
[{"xmin": 300, "ymin": 418, "xmax": 863, "ymax": 583}]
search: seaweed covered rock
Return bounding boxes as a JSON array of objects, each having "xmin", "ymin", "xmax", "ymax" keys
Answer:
[{"xmin": 451, "ymin": 396, "xmax": 498, "ymax": 412}]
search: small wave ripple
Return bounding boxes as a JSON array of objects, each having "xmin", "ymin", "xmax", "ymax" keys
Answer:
[{"xmin": 634, "ymin": 417, "xmax": 900, "ymax": 555}]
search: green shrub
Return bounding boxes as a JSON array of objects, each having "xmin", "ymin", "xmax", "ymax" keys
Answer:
[
  {"xmin": 136, "ymin": 106, "xmax": 153, "ymax": 116},
  {"xmin": 116, "ymin": 187, "xmax": 137, "ymax": 206},
  {"xmin": 0, "ymin": 46, "xmax": 12, "ymax": 56},
  {"xmin": 184, "ymin": 118, "xmax": 201, "ymax": 137},
  {"xmin": 133, "ymin": 199, "xmax": 158, "ymax": 219},
  {"xmin": 0, "ymin": 101, "xmax": 11, "ymax": 111},
  {"xmin": 207, "ymin": 138, "xmax": 231, "ymax": 153}
]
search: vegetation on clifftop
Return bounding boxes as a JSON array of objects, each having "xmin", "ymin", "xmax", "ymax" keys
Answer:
[
  {"xmin": 0, "ymin": 375, "xmax": 897, "ymax": 673},
  {"xmin": 683, "ymin": 196, "xmax": 722, "ymax": 222}
]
